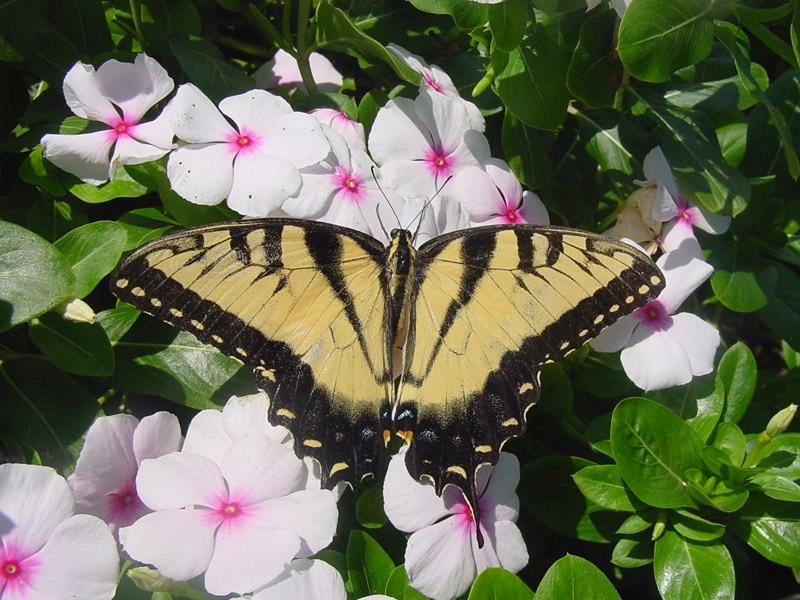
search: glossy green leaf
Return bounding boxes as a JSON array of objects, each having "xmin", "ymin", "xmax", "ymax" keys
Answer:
[
  {"xmin": 701, "ymin": 446, "xmax": 754, "ymax": 482},
  {"xmin": 579, "ymin": 108, "xmax": 653, "ymax": 177},
  {"xmin": 406, "ymin": 0, "xmax": 488, "ymax": 28},
  {"xmin": 347, "ymin": 530, "xmax": 395, "ymax": 597},
  {"xmin": 617, "ymin": 0, "xmax": 714, "ymax": 82},
  {"xmin": 116, "ymin": 209, "xmax": 178, "ymax": 251},
  {"xmin": 53, "ymin": 221, "xmax": 127, "ymax": 298},
  {"xmin": 25, "ymin": 195, "xmax": 88, "ymax": 243},
  {"xmin": 535, "ymin": 554, "xmax": 621, "ymax": 600},
  {"xmin": 731, "ymin": 493, "xmax": 800, "ymax": 567},
  {"xmin": 19, "ymin": 147, "xmax": 67, "ymax": 196},
  {"xmin": 647, "ymin": 373, "xmax": 724, "ymax": 442},
  {"xmin": 716, "ymin": 122, "xmax": 748, "ymax": 168},
  {"xmin": 617, "ymin": 512, "xmax": 655, "ymax": 535},
  {"xmin": 385, "ymin": 566, "xmax": 429, "ymax": 600},
  {"xmin": 573, "ymin": 465, "xmax": 638, "ymax": 512},
  {"xmin": 612, "ymin": 536, "xmax": 654, "ymax": 568},
  {"xmin": 356, "ymin": 481, "xmax": 388, "ymax": 528},
  {"xmin": 716, "ymin": 342, "xmax": 756, "ymax": 424},
  {"xmin": 168, "ymin": 35, "xmax": 253, "ymax": 102},
  {"xmin": 0, "ymin": 358, "xmax": 98, "ymax": 469},
  {"xmin": 685, "ymin": 469, "xmax": 750, "ymax": 512},
  {"xmin": 0, "ymin": 221, "xmax": 75, "ymax": 332},
  {"xmin": 493, "ymin": 28, "xmax": 569, "ymax": 130},
  {"xmin": 97, "ymin": 305, "xmax": 140, "ymax": 344},
  {"xmin": 749, "ymin": 474, "xmax": 800, "ymax": 502},
  {"xmin": 468, "ymin": 568, "xmax": 533, "ymax": 600},
  {"xmin": 757, "ymin": 263, "xmax": 800, "ymax": 351},
  {"xmin": 708, "ymin": 238, "xmax": 777, "ymax": 312},
  {"xmin": 708, "ymin": 422, "xmax": 746, "ymax": 467},
  {"xmin": 489, "ymin": 0, "xmax": 528, "ymax": 53},
  {"xmin": 29, "ymin": 312, "xmax": 114, "ymax": 377},
  {"xmin": 611, "ymin": 398, "xmax": 703, "ymax": 508},
  {"xmin": 501, "ymin": 112, "xmax": 553, "ymax": 189},
  {"xmin": 67, "ymin": 166, "xmax": 150, "ymax": 203},
  {"xmin": 567, "ymin": 9, "xmax": 619, "ymax": 108},
  {"xmin": 757, "ymin": 433, "xmax": 800, "ymax": 480},
  {"xmin": 671, "ymin": 510, "xmax": 725, "ymax": 541},
  {"xmin": 653, "ymin": 529, "xmax": 734, "ymax": 600}
]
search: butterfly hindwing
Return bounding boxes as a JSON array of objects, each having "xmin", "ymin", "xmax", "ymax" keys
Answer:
[
  {"xmin": 112, "ymin": 219, "xmax": 393, "ymax": 488},
  {"xmin": 396, "ymin": 225, "xmax": 664, "ymax": 503}
]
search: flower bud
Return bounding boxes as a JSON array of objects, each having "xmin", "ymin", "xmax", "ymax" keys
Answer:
[
  {"xmin": 56, "ymin": 297, "xmax": 96, "ymax": 323},
  {"xmin": 766, "ymin": 404, "xmax": 797, "ymax": 439}
]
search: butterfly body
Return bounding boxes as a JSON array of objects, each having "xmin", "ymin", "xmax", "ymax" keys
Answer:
[{"xmin": 112, "ymin": 218, "xmax": 664, "ymax": 523}]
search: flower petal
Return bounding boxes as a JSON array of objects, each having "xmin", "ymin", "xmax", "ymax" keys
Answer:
[
  {"xmin": 477, "ymin": 453, "xmax": 520, "ymax": 524},
  {"xmin": 0, "ymin": 465, "xmax": 74, "ymax": 556},
  {"xmin": 265, "ymin": 112, "xmax": 330, "ymax": 168},
  {"xmin": 222, "ymin": 393, "xmax": 290, "ymax": 444},
  {"xmin": 656, "ymin": 249, "xmax": 714, "ymax": 314},
  {"xmin": 687, "ymin": 200, "xmax": 731, "ymax": 234},
  {"xmin": 41, "ymin": 130, "xmax": 115, "ymax": 185},
  {"xmin": 119, "ymin": 509, "xmax": 216, "ymax": 581},
  {"xmin": 665, "ymin": 313, "xmax": 720, "ymax": 377},
  {"xmin": 136, "ymin": 453, "xmax": 227, "ymax": 509},
  {"xmin": 254, "ymin": 49, "xmax": 343, "ymax": 93},
  {"xmin": 168, "ymin": 83, "xmax": 236, "ymax": 143},
  {"xmin": 27, "ymin": 514, "xmax": 118, "ymax": 600},
  {"xmin": 167, "ymin": 143, "xmax": 234, "ymax": 206},
  {"xmin": 368, "ymin": 97, "xmax": 431, "ymax": 164},
  {"xmin": 251, "ymin": 559, "xmax": 347, "ymax": 600},
  {"xmin": 182, "ymin": 409, "xmax": 233, "ymax": 464},
  {"xmin": 415, "ymin": 90, "xmax": 471, "ymax": 152},
  {"xmin": 620, "ymin": 327, "xmax": 693, "ymax": 391},
  {"xmin": 452, "ymin": 166, "xmax": 500, "ymax": 221},
  {"xmin": 62, "ymin": 61, "xmax": 119, "ymax": 124},
  {"xmin": 227, "ymin": 152, "xmax": 302, "ymax": 216},
  {"xmin": 589, "ymin": 314, "xmax": 638, "ymax": 353},
  {"xmin": 219, "ymin": 89, "xmax": 292, "ymax": 136},
  {"xmin": 642, "ymin": 147, "xmax": 680, "ymax": 217},
  {"xmin": 474, "ymin": 519, "xmax": 528, "ymax": 574},
  {"xmin": 95, "ymin": 54, "xmax": 174, "ymax": 123},
  {"xmin": 113, "ymin": 135, "xmax": 170, "ymax": 167},
  {"xmin": 130, "ymin": 108, "xmax": 175, "ymax": 149},
  {"xmin": 312, "ymin": 108, "xmax": 366, "ymax": 151},
  {"xmin": 517, "ymin": 190, "xmax": 550, "ymax": 225},
  {"xmin": 405, "ymin": 517, "xmax": 476, "ymax": 600},
  {"xmin": 133, "ymin": 412, "xmax": 182, "ymax": 463},
  {"xmin": 220, "ymin": 435, "xmax": 305, "ymax": 502},
  {"xmin": 384, "ymin": 452, "xmax": 453, "ymax": 532},
  {"xmin": 661, "ymin": 219, "xmax": 703, "ymax": 258},
  {"xmin": 206, "ymin": 521, "xmax": 299, "ymax": 595},
  {"xmin": 253, "ymin": 489, "xmax": 338, "ymax": 557}
]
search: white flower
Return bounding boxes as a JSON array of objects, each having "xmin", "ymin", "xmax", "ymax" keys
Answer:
[
  {"xmin": 386, "ymin": 44, "xmax": 483, "ymax": 130},
  {"xmin": 254, "ymin": 49, "xmax": 343, "ymax": 94},
  {"xmin": 284, "ymin": 125, "xmax": 384, "ymax": 238},
  {"xmin": 590, "ymin": 248, "xmax": 721, "ymax": 390},
  {"xmin": 0, "ymin": 464, "xmax": 119, "ymax": 600},
  {"xmin": 312, "ymin": 108, "xmax": 366, "ymax": 151},
  {"xmin": 68, "ymin": 412, "xmax": 181, "ymax": 532},
  {"xmin": 166, "ymin": 84, "xmax": 329, "ymax": 216},
  {"xmin": 383, "ymin": 452, "xmax": 528, "ymax": 600},
  {"xmin": 368, "ymin": 90, "xmax": 490, "ymax": 200},
  {"xmin": 451, "ymin": 159, "xmax": 549, "ymax": 226},
  {"xmin": 119, "ymin": 430, "xmax": 338, "ymax": 595},
  {"xmin": 585, "ymin": 0, "xmax": 631, "ymax": 17},
  {"xmin": 251, "ymin": 559, "xmax": 346, "ymax": 600},
  {"xmin": 41, "ymin": 54, "xmax": 174, "ymax": 185}
]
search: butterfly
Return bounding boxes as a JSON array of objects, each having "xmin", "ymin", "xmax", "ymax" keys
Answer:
[{"xmin": 111, "ymin": 218, "xmax": 664, "ymax": 533}]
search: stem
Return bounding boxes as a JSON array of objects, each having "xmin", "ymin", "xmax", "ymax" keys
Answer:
[
  {"xmin": 216, "ymin": 34, "xmax": 270, "ymax": 58},
  {"xmin": 295, "ymin": 0, "xmax": 320, "ymax": 95},
  {"xmin": 129, "ymin": 0, "xmax": 147, "ymax": 50},
  {"xmin": 741, "ymin": 431, "xmax": 771, "ymax": 469}
]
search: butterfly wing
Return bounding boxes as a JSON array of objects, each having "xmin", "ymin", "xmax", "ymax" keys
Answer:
[
  {"xmin": 397, "ymin": 225, "xmax": 664, "ymax": 508},
  {"xmin": 111, "ymin": 218, "xmax": 393, "ymax": 488}
]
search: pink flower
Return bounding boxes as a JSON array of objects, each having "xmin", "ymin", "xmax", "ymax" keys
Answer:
[
  {"xmin": 312, "ymin": 108, "xmax": 366, "ymax": 151},
  {"xmin": 166, "ymin": 84, "xmax": 329, "ymax": 216},
  {"xmin": 452, "ymin": 159, "xmax": 550, "ymax": 226},
  {"xmin": 41, "ymin": 54, "xmax": 174, "ymax": 185},
  {"xmin": 368, "ymin": 90, "xmax": 490, "ymax": 199},
  {"xmin": 0, "ymin": 464, "xmax": 119, "ymax": 600},
  {"xmin": 68, "ymin": 412, "xmax": 181, "ymax": 532},
  {"xmin": 383, "ymin": 452, "xmax": 528, "ymax": 600},
  {"xmin": 254, "ymin": 49, "xmax": 343, "ymax": 94},
  {"xmin": 120, "ymin": 404, "xmax": 338, "ymax": 595},
  {"xmin": 590, "ymin": 248, "xmax": 720, "ymax": 390}
]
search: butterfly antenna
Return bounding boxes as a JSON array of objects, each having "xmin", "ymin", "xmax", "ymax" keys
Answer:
[
  {"xmin": 410, "ymin": 175, "xmax": 453, "ymax": 244},
  {"xmin": 372, "ymin": 166, "xmax": 400, "ymax": 236}
]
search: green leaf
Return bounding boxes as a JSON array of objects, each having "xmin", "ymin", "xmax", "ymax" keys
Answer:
[
  {"xmin": 671, "ymin": 510, "xmax": 725, "ymax": 541},
  {"xmin": 25, "ymin": 195, "xmax": 88, "ymax": 243},
  {"xmin": 535, "ymin": 554, "xmax": 621, "ymax": 600},
  {"xmin": 493, "ymin": 26, "xmax": 570, "ymax": 130},
  {"xmin": 716, "ymin": 122, "xmax": 748, "ymax": 168},
  {"xmin": 385, "ymin": 565, "xmax": 429, "ymax": 600},
  {"xmin": 29, "ymin": 312, "xmax": 114, "ymax": 377},
  {"xmin": 572, "ymin": 465, "xmax": 638, "ymax": 512},
  {"xmin": 67, "ymin": 166, "xmax": 150, "ymax": 203},
  {"xmin": 97, "ymin": 305, "xmax": 140, "ymax": 343},
  {"xmin": 316, "ymin": 1, "xmax": 421, "ymax": 85},
  {"xmin": 111, "ymin": 319, "xmax": 253, "ymax": 410},
  {"xmin": 520, "ymin": 456, "xmax": 623, "ymax": 542},
  {"xmin": 0, "ymin": 221, "xmax": 75, "ymax": 332},
  {"xmin": 731, "ymin": 493, "xmax": 800, "ymax": 567},
  {"xmin": 567, "ymin": 9, "xmax": 620, "ymax": 108},
  {"xmin": 611, "ymin": 397, "xmax": 703, "ymax": 508},
  {"xmin": 653, "ymin": 529, "xmax": 734, "ymax": 600},
  {"xmin": 617, "ymin": 0, "xmax": 713, "ymax": 83},
  {"xmin": 708, "ymin": 422, "xmax": 746, "ymax": 467},
  {"xmin": 468, "ymin": 568, "xmax": 534, "ymax": 600},
  {"xmin": 578, "ymin": 109, "xmax": 654, "ymax": 177},
  {"xmin": 707, "ymin": 239, "xmax": 777, "ymax": 313},
  {"xmin": 356, "ymin": 481, "xmax": 388, "ymax": 528},
  {"xmin": 489, "ymin": 0, "xmax": 528, "ymax": 53},
  {"xmin": 612, "ymin": 536, "xmax": 654, "ymax": 568},
  {"xmin": 501, "ymin": 112, "xmax": 553, "ymax": 189},
  {"xmin": 0, "ymin": 358, "xmax": 98, "ymax": 469},
  {"xmin": 757, "ymin": 262, "xmax": 800, "ymax": 351},
  {"xmin": 647, "ymin": 373, "xmax": 724, "ymax": 442},
  {"xmin": 19, "ymin": 147, "xmax": 67, "ymax": 196},
  {"xmin": 346, "ymin": 530, "xmax": 395, "ymax": 597},
  {"xmin": 168, "ymin": 35, "xmax": 254, "ymax": 102},
  {"xmin": 685, "ymin": 469, "xmax": 749, "ymax": 512},
  {"xmin": 757, "ymin": 433, "xmax": 800, "ymax": 480},
  {"xmin": 117, "ymin": 209, "xmax": 178, "ymax": 251},
  {"xmin": 53, "ymin": 221, "xmax": 127, "ymax": 298},
  {"xmin": 716, "ymin": 342, "xmax": 756, "ymax": 424},
  {"xmin": 701, "ymin": 446, "xmax": 754, "ymax": 482},
  {"xmin": 749, "ymin": 474, "xmax": 800, "ymax": 502},
  {"xmin": 406, "ymin": 0, "xmax": 488, "ymax": 29},
  {"xmin": 617, "ymin": 512, "xmax": 655, "ymax": 535}
]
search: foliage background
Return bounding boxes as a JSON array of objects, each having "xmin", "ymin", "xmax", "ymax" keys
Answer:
[{"xmin": 2, "ymin": 0, "xmax": 800, "ymax": 598}]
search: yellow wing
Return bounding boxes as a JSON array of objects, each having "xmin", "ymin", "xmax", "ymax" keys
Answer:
[
  {"xmin": 111, "ymin": 219, "xmax": 393, "ymax": 487},
  {"xmin": 396, "ymin": 225, "xmax": 664, "ymax": 507}
]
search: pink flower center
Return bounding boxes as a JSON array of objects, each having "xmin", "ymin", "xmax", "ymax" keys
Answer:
[
  {"xmin": 225, "ymin": 128, "xmax": 262, "ymax": 157},
  {"xmin": 106, "ymin": 116, "xmax": 138, "ymax": 142},
  {"xmin": 424, "ymin": 144, "xmax": 453, "ymax": 179},
  {"xmin": 423, "ymin": 74, "xmax": 444, "ymax": 94},
  {"xmin": 331, "ymin": 165, "xmax": 367, "ymax": 204},
  {"xmin": 499, "ymin": 201, "xmax": 525, "ymax": 224},
  {"xmin": 0, "ymin": 545, "xmax": 37, "ymax": 595},
  {"xmin": 634, "ymin": 299, "xmax": 671, "ymax": 331},
  {"xmin": 107, "ymin": 481, "xmax": 147, "ymax": 527}
]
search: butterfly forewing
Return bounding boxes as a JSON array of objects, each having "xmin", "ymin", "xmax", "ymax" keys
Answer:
[
  {"xmin": 396, "ymin": 225, "xmax": 664, "ymax": 505},
  {"xmin": 111, "ymin": 219, "xmax": 393, "ymax": 488}
]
